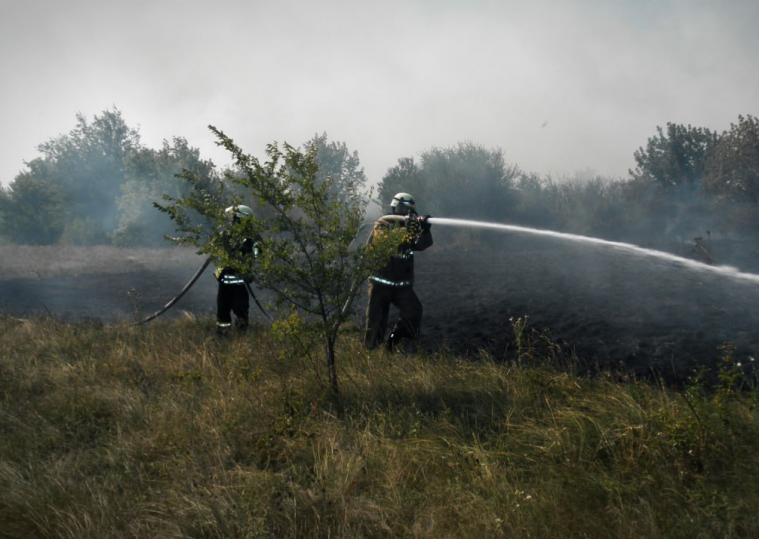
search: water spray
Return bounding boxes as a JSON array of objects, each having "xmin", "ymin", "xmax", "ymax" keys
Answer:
[{"xmin": 428, "ymin": 217, "xmax": 759, "ymax": 286}]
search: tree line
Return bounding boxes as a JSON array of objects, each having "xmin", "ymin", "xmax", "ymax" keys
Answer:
[
  {"xmin": 0, "ymin": 109, "xmax": 368, "ymax": 247},
  {"xmin": 2, "ymin": 107, "xmax": 758, "ymax": 247}
]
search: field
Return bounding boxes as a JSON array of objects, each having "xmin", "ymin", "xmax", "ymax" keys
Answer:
[
  {"xmin": 2, "ymin": 234, "xmax": 759, "ymax": 537},
  {"xmin": 3, "ymin": 230, "xmax": 759, "ymax": 385}
]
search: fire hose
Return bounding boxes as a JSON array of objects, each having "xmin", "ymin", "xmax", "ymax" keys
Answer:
[
  {"xmin": 244, "ymin": 280, "xmax": 273, "ymax": 322},
  {"xmin": 136, "ymin": 257, "xmax": 271, "ymax": 325}
]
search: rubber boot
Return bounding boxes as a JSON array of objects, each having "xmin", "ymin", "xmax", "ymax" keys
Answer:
[
  {"xmin": 236, "ymin": 317, "xmax": 249, "ymax": 332},
  {"xmin": 385, "ymin": 333, "xmax": 398, "ymax": 353},
  {"xmin": 216, "ymin": 322, "xmax": 232, "ymax": 337}
]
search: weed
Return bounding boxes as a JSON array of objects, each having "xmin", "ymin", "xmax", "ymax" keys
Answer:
[
  {"xmin": 691, "ymin": 231, "xmax": 714, "ymax": 265},
  {"xmin": 509, "ymin": 315, "xmax": 528, "ymax": 366},
  {"xmin": 125, "ymin": 287, "xmax": 144, "ymax": 322}
]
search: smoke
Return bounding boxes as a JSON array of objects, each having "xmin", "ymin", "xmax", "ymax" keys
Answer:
[{"xmin": 2, "ymin": 0, "xmax": 758, "ymax": 189}]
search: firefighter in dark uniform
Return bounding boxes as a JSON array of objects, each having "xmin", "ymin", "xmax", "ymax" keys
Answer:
[
  {"xmin": 215, "ymin": 205, "xmax": 260, "ymax": 336},
  {"xmin": 364, "ymin": 192, "xmax": 433, "ymax": 351}
]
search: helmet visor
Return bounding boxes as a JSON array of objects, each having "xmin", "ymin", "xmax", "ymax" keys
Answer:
[{"xmin": 391, "ymin": 193, "xmax": 415, "ymax": 214}]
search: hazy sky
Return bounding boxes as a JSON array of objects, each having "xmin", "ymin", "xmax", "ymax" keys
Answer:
[{"xmin": 1, "ymin": 0, "xmax": 757, "ymax": 189}]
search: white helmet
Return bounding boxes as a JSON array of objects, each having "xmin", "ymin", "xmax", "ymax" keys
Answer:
[
  {"xmin": 225, "ymin": 205, "xmax": 253, "ymax": 221},
  {"xmin": 390, "ymin": 192, "xmax": 415, "ymax": 215}
]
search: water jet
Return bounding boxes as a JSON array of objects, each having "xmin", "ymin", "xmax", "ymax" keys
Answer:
[{"xmin": 428, "ymin": 217, "xmax": 759, "ymax": 286}]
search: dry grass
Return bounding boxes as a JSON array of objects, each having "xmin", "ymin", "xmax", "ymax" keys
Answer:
[{"xmin": 1, "ymin": 314, "xmax": 759, "ymax": 538}]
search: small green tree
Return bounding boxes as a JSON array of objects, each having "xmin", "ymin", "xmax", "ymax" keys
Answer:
[{"xmin": 156, "ymin": 127, "xmax": 398, "ymax": 393}]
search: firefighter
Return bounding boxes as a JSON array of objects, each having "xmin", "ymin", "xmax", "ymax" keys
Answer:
[
  {"xmin": 364, "ymin": 192, "xmax": 433, "ymax": 352},
  {"xmin": 214, "ymin": 205, "xmax": 260, "ymax": 336}
]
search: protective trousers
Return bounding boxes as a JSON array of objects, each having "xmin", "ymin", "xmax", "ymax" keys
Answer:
[
  {"xmin": 364, "ymin": 281, "xmax": 423, "ymax": 350},
  {"xmin": 217, "ymin": 283, "xmax": 249, "ymax": 331}
]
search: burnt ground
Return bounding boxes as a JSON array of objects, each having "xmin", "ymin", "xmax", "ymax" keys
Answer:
[{"xmin": 3, "ymin": 233, "xmax": 759, "ymax": 385}]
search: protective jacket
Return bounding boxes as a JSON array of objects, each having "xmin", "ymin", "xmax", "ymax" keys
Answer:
[
  {"xmin": 367, "ymin": 214, "xmax": 433, "ymax": 287},
  {"xmin": 364, "ymin": 213, "xmax": 433, "ymax": 350},
  {"xmin": 214, "ymin": 237, "xmax": 256, "ymax": 284}
]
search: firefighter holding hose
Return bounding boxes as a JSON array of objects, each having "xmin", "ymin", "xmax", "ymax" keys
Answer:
[
  {"xmin": 214, "ymin": 205, "xmax": 260, "ymax": 336},
  {"xmin": 364, "ymin": 192, "xmax": 433, "ymax": 352}
]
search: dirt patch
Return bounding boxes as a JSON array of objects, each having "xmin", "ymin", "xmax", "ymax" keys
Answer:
[
  {"xmin": 0, "ymin": 266, "xmax": 218, "ymax": 323},
  {"xmin": 0, "ymin": 245, "xmax": 204, "ymax": 279}
]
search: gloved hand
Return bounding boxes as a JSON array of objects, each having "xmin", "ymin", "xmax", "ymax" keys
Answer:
[
  {"xmin": 404, "ymin": 214, "xmax": 421, "ymax": 236},
  {"xmin": 418, "ymin": 215, "xmax": 432, "ymax": 232}
]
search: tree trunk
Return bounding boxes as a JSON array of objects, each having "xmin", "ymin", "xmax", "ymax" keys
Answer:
[{"xmin": 327, "ymin": 339, "xmax": 339, "ymax": 393}]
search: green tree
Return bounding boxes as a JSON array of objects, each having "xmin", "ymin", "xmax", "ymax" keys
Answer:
[
  {"xmin": 156, "ymin": 127, "xmax": 397, "ymax": 393},
  {"xmin": 379, "ymin": 157, "xmax": 426, "ymax": 214},
  {"xmin": 304, "ymin": 132, "xmax": 368, "ymax": 198},
  {"xmin": 41, "ymin": 108, "xmax": 141, "ymax": 243},
  {"xmin": 2, "ymin": 108, "xmax": 142, "ymax": 245},
  {"xmin": 0, "ymin": 163, "xmax": 65, "ymax": 245},
  {"xmin": 704, "ymin": 115, "xmax": 759, "ymax": 203},
  {"xmin": 113, "ymin": 137, "xmax": 219, "ymax": 246},
  {"xmin": 379, "ymin": 143, "xmax": 519, "ymax": 221},
  {"xmin": 630, "ymin": 122, "xmax": 718, "ymax": 190},
  {"xmin": 626, "ymin": 123, "xmax": 721, "ymax": 241}
]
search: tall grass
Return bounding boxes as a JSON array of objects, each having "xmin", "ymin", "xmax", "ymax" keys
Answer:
[{"xmin": 1, "ymin": 314, "xmax": 758, "ymax": 538}]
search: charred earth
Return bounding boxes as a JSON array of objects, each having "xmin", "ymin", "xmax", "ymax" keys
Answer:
[{"xmin": 3, "ymin": 233, "xmax": 759, "ymax": 386}]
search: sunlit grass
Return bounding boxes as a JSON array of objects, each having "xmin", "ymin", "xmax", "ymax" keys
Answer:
[{"xmin": 1, "ymin": 314, "xmax": 758, "ymax": 538}]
